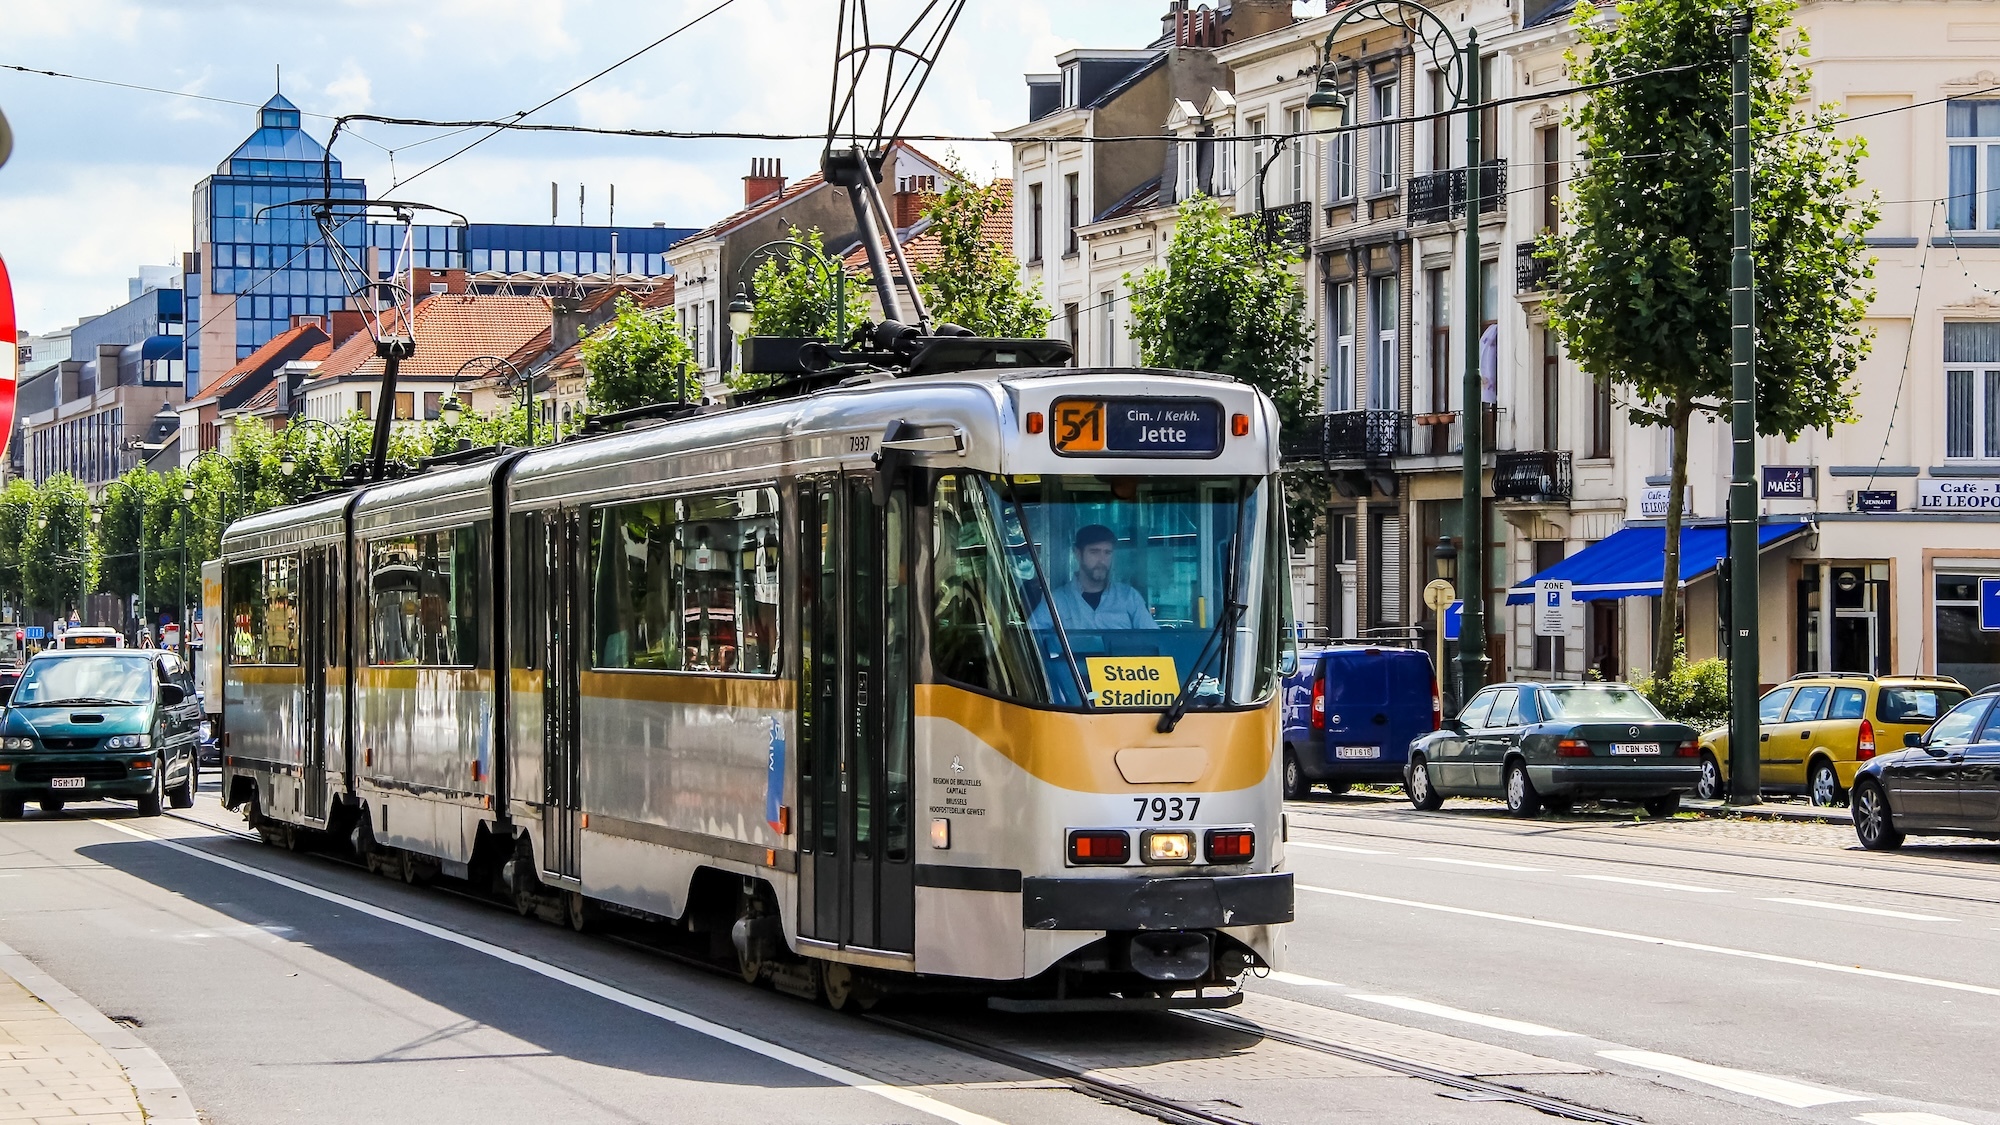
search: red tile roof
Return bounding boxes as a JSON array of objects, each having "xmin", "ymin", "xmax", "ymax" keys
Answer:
[
  {"xmin": 191, "ymin": 323, "xmax": 329, "ymax": 406},
  {"xmin": 686, "ymin": 171, "xmax": 830, "ymax": 243},
  {"xmin": 308, "ymin": 294, "xmax": 551, "ymax": 385},
  {"xmin": 843, "ymin": 179, "xmax": 1015, "ymax": 275}
]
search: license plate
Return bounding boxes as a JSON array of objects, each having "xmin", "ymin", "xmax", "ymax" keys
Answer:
[
  {"xmin": 49, "ymin": 777, "xmax": 86, "ymax": 790},
  {"xmin": 1610, "ymin": 743, "xmax": 1660, "ymax": 756},
  {"xmin": 1334, "ymin": 745, "xmax": 1382, "ymax": 760}
]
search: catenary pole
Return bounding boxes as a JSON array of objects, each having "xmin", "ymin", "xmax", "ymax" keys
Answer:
[
  {"xmin": 1726, "ymin": 8, "xmax": 1762, "ymax": 803},
  {"xmin": 1456, "ymin": 28, "xmax": 1489, "ymax": 707}
]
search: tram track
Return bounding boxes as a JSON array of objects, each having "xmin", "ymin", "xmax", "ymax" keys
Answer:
[{"xmin": 115, "ymin": 799, "xmax": 1647, "ymax": 1125}]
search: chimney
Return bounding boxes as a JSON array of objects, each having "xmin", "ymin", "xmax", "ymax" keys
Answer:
[
  {"xmin": 328, "ymin": 309, "xmax": 367, "ymax": 348},
  {"xmin": 1219, "ymin": 0, "xmax": 1293, "ymax": 39},
  {"xmin": 552, "ymin": 296, "xmax": 589, "ymax": 351},
  {"xmin": 743, "ymin": 157, "xmax": 786, "ymax": 206},
  {"xmin": 892, "ymin": 172, "xmax": 940, "ymax": 230},
  {"xmin": 290, "ymin": 314, "xmax": 325, "ymax": 330},
  {"xmin": 413, "ymin": 268, "xmax": 469, "ymax": 295}
]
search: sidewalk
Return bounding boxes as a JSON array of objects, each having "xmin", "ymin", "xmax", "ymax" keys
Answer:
[
  {"xmin": 0, "ymin": 941, "xmax": 195, "ymax": 1124},
  {"xmin": 1682, "ymin": 797, "xmax": 1853, "ymax": 823}
]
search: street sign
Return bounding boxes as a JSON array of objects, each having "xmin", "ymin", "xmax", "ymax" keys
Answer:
[
  {"xmin": 1443, "ymin": 600, "xmax": 1463, "ymax": 641},
  {"xmin": 1761, "ymin": 465, "xmax": 1814, "ymax": 499},
  {"xmin": 1640, "ymin": 486, "xmax": 1692, "ymax": 519},
  {"xmin": 24, "ymin": 626, "xmax": 43, "ymax": 641},
  {"xmin": 1856, "ymin": 490, "xmax": 1898, "ymax": 513},
  {"xmin": 1534, "ymin": 579, "xmax": 1572, "ymax": 638},
  {"xmin": 1981, "ymin": 578, "xmax": 2000, "ymax": 632},
  {"xmin": 1423, "ymin": 579, "xmax": 1455, "ymax": 614}
]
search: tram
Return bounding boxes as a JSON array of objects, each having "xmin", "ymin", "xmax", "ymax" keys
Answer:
[{"xmin": 215, "ymin": 360, "xmax": 1294, "ymax": 1007}]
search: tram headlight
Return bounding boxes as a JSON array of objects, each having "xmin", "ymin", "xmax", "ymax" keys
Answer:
[
  {"xmin": 1141, "ymin": 830, "xmax": 1195, "ymax": 865},
  {"xmin": 930, "ymin": 817, "xmax": 950, "ymax": 850}
]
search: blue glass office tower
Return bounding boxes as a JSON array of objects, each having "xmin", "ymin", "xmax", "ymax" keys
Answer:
[{"xmin": 186, "ymin": 94, "xmax": 365, "ymax": 393}]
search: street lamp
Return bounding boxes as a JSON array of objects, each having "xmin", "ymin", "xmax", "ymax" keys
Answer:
[
  {"xmin": 731, "ymin": 239, "xmax": 853, "ymax": 366},
  {"xmin": 1305, "ymin": 77, "xmax": 1350, "ymax": 133},
  {"xmin": 1310, "ymin": 0, "xmax": 1490, "ymax": 705},
  {"xmin": 1433, "ymin": 535, "xmax": 1458, "ymax": 583},
  {"xmin": 449, "ymin": 355, "xmax": 530, "ymax": 445},
  {"xmin": 286, "ymin": 416, "xmax": 356, "ymax": 480},
  {"xmin": 727, "ymin": 285, "xmax": 755, "ymax": 339}
]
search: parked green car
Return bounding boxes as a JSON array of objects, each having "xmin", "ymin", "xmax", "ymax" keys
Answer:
[
  {"xmin": 1405, "ymin": 682, "xmax": 1701, "ymax": 817},
  {"xmin": 0, "ymin": 649, "xmax": 201, "ymax": 818}
]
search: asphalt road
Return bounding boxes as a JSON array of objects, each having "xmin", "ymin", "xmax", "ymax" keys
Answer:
[{"xmin": 4, "ymin": 781, "xmax": 2000, "ymax": 1124}]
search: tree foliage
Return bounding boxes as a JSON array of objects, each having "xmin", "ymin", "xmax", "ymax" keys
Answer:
[
  {"xmin": 916, "ymin": 177, "xmax": 1050, "ymax": 337},
  {"xmin": 1128, "ymin": 196, "xmax": 1321, "ymax": 546},
  {"xmin": 746, "ymin": 226, "xmax": 872, "ymax": 342},
  {"xmin": 581, "ymin": 296, "xmax": 700, "ymax": 413},
  {"xmin": 24, "ymin": 476, "xmax": 93, "ymax": 618},
  {"xmin": 1543, "ymin": 0, "xmax": 1877, "ymax": 678}
]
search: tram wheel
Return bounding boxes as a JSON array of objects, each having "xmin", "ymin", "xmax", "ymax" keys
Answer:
[
  {"xmin": 821, "ymin": 963, "xmax": 878, "ymax": 1012},
  {"xmin": 566, "ymin": 891, "xmax": 589, "ymax": 933}
]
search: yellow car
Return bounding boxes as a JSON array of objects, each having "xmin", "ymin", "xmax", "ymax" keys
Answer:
[{"xmin": 1696, "ymin": 674, "xmax": 1970, "ymax": 806}]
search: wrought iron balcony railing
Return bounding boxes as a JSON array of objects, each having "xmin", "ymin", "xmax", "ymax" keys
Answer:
[
  {"xmin": 1260, "ymin": 200, "xmax": 1312, "ymax": 246},
  {"xmin": 1516, "ymin": 239, "xmax": 1554, "ymax": 293},
  {"xmin": 1407, "ymin": 161, "xmax": 1508, "ymax": 226},
  {"xmin": 1283, "ymin": 410, "xmax": 1409, "ymax": 464},
  {"xmin": 1493, "ymin": 449, "xmax": 1574, "ymax": 501}
]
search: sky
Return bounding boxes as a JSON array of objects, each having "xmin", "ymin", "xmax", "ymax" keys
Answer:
[{"xmin": 0, "ymin": 0, "xmax": 1311, "ymax": 336}]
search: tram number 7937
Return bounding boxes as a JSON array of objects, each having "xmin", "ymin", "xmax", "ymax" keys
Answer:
[{"xmin": 1134, "ymin": 796, "xmax": 1200, "ymax": 822}]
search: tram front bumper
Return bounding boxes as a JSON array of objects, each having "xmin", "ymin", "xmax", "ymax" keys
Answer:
[{"xmin": 1021, "ymin": 871, "xmax": 1293, "ymax": 932}]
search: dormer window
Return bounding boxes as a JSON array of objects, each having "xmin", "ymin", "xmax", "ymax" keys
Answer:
[
  {"xmin": 1062, "ymin": 66, "xmax": 1079, "ymax": 109},
  {"xmin": 261, "ymin": 108, "xmax": 300, "ymax": 129}
]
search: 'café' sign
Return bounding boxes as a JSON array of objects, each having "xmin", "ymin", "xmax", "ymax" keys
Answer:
[{"xmin": 1918, "ymin": 479, "xmax": 2000, "ymax": 510}]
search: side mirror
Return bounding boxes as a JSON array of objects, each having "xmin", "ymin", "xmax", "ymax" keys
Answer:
[
  {"xmin": 159, "ymin": 683, "xmax": 186, "ymax": 706},
  {"xmin": 1443, "ymin": 718, "xmax": 1465, "ymax": 734},
  {"xmin": 1903, "ymin": 732, "xmax": 1924, "ymax": 748}
]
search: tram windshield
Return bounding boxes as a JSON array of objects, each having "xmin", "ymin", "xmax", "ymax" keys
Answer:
[{"xmin": 930, "ymin": 472, "xmax": 1283, "ymax": 711}]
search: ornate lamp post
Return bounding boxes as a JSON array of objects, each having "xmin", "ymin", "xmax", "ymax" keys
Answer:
[
  {"xmin": 728, "ymin": 238, "xmax": 854, "ymax": 365},
  {"xmin": 444, "ymin": 355, "xmax": 533, "ymax": 446},
  {"xmin": 1306, "ymin": 0, "xmax": 1488, "ymax": 709},
  {"xmin": 281, "ymin": 416, "xmax": 356, "ymax": 482}
]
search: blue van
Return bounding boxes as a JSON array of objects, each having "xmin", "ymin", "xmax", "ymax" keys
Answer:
[{"xmin": 1281, "ymin": 646, "xmax": 1439, "ymax": 798}]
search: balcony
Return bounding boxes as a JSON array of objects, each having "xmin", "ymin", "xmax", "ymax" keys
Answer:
[
  {"xmin": 1406, "ymin": 161, "xmax": 1508, "ymax": 226},
  {"xmin": 1284, "ymin": 410, "xmax": 1409, "ymax": 464},
  {"xmin": 1260, "ymin": 201, "xmax": 1311, "ymax": 247},
  {"xmin": 1493, "ymin": 449, "xmax": 1574, "ymax": 502},
  {"xmin": 1409, "ymin": 407, "xmax": 1497, "ymax": 458},
  {"xmin": 1516, "ymin": 240, "xmax": 1554, "ymax": 293}
]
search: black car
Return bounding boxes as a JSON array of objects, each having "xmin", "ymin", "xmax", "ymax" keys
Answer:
[
  {"xmin": 1407, "ymin": 681, "xmax": 1701, "ymax": 817},
  {"xmin": 1852, "ymin": 685, "xmax": 2000, "ymax": 849}
]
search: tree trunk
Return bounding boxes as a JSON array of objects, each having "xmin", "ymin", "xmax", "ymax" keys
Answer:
[{"xmin": 1652, "ymin": 397, "xmax": 1695, "ymax": 682}]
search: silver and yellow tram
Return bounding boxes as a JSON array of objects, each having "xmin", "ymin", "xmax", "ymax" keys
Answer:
[{"xmin": 216, "ymin": 365, "xmax": 1293, "ymax": 1006}]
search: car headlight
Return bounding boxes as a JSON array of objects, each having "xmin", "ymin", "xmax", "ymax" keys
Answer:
[
  {"xmin": 106, "ymin": 735, "xmax": 152, "ymax": 749},
  {"xmin": 0, "ymin": 736, "xmax": 31, "ymax": 751}
]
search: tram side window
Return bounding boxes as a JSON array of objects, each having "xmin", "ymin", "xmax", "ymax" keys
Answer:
[
  {"xmin": 591, "ymin": 486, "xmax": 782, "ymax": 675},
  {"xmin": 366, "ymin": 525, "xmax": 488, "ymax": 667},
  {"xmin": 227, "ymin": 556, "xmax": 299, "ymax": 665}
]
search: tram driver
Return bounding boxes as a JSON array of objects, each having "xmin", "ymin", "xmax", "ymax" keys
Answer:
[{"xmin": 1031, "ymin": 524, "xmax": 1158, "ymax": 631}]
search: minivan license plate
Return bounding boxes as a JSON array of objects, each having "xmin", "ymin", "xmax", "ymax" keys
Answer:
[
  {"xmin": 1610, "ymin": 743, "xmax": 1659, "ymax": 756},
  {"xmin": 50, "ymin": 777, "xmax": 85, "ymax": 790},
  {"xmin": 1334, "ymin": 746, "xmax": 1382, "ymax": 760}
]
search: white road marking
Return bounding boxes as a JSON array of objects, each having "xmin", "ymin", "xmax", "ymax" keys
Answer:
[
  {"xmin": 1855, "ymin": 1114, "xmax": 1977, "ymax": 1124},
  {"xmin": 1598, "ymin": 1050, "xmax": 1867, "ymax": 1108},
  {"xmin": 1412, "ymin": 857, "xmax": 1544, "ymax": 872},
  {"xmin": 1563, "ymin": 873, "xmax": 1729, "ymax": 894},
  {"xmin": 1287, "ymin": 840, "xmax": 1392, "ymax": 855},
  {"xmin": 1762, "ymin": 898, "xmax": 1955, "ymax": 923},
  {"xmin": 1265, "ymin": 970, "xmax": 1344, "ymax": 988},
  {"xmin": 95, "ymin": 820, "xmax": 1005, "ymax": 1125},
  {"xmin": 1349, "ymin": 994, "xmax": 1576, "ymax": 1037},
  {"xmin": 1299, "ymin": 885, "xmax": 2000, "ymax": 998}
]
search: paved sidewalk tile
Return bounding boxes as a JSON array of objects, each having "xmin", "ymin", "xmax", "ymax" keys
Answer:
[{"xmin": 0, "ymin": 977, "xmax": 146, "ymax": 1125}]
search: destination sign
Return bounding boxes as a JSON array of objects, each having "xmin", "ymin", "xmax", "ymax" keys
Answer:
[{"xmin": 1050, "ymin": 398, "xmax": 1223, "ymax": 458}]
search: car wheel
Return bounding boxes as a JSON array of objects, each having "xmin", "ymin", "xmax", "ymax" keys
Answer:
[
  {"xmin": 1407, "ymin": 755, "xmax": 1444, "ymax": 811},
  {"xmin": 0, "ymin": 796, "xmax": 21, "ymax": 820},
  {"xmin": 1504, "ymin": 761, "xmax": 1543, "ymax": 817},
  {"xmin": 1695, "ymin": 753, "xmax": 1725, "ymax": 801},
  {"xmin": 137, "ymin": 761, "xmax": 163, "ymax": 817},
  {"xmin": 1853, "ymin": 781, "xmax": 1904, "ymax": 850},
  {"xmin": 169, "ymin": 755, "xmax": 196, "ymax": 809},
  {"xmin": 1642, "ymin": 793, "xmax": 1681, "ymax": 818},
  {"xmin": 1282, "ymin": 747, "xmax": 1309, "ymax": 801},
  {"xmin": 1809, "ymin": 760, "xmax": 1846, "ymax": 808}
]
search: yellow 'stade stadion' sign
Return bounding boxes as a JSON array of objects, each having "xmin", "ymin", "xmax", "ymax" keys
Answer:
[{"xmin": 1086, "ymin": 656, "xmax": 1180, "ymax": 708}]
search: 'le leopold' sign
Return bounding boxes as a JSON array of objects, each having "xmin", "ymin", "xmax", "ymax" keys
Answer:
[{"xmin": 1918, "ymin": 479, "xmax": 2000, "ymax": 510}]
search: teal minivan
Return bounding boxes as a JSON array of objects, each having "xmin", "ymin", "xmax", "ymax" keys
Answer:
[{"xmin": 0, "ymin": 649, "xmax": 201, "ymax": 818}]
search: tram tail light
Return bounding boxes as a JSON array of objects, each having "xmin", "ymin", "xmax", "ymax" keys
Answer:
[
  {"xmin": 1231, "ymin": 413, "xmax": 1250, "ymax": 437},
  {"xmin": 1025, "ymin": 411, "xmax": 1045, "ymax": 435},
  {"xmin": 1142, "ymin": 830, "xmax": 1195, "ymax": 864},
  {"xmin": 1206, "ymin": 829, "xmax": 1255, "ymax": 863},
  {"xmin": 1310, "ymin": 676, "xmax": 1325, "ymax": 731},
  {"xmin": 1857, "ymin": 719, "xmax": 1876, "ymax": 760},
  {"xmin": 1068, "ymin": 830, "xmax": 1130, "ymax": 865}
]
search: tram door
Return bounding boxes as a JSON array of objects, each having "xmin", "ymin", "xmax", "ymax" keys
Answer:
[
  {"xmin": 300, "ymin": 547, "xmax": 330, "ymax": 823},
  {"xmin": 799, "ymin": 477, "xmax": 915, "ymax": 954},
  {"xmin": 541, "ymin": 509, "xmax": 584, "ymax": 881}
]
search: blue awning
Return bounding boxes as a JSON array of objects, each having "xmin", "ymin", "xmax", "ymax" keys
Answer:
[{"xmin": 1505, "ymin": 521, "xmax": 1809, "ymax": 604}]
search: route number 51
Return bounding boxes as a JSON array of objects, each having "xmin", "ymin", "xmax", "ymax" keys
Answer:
[{"xmin": 1053, "ymin": 400, "xmax": 1106, "ymax": 452}]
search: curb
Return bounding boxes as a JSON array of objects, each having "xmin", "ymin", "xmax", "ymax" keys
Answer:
[
  {"xmin": 0, "ymin": 937, "xmax": 198, "ymax": 1123},
  {"xmin": 1682, "ymin": 798, "xmax": 1852, "ymax": 824}
]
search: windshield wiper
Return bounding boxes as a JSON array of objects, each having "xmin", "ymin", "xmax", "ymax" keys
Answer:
[
  {"xmin": 1158, "ymin": 484, "xmax": 1251, "ymax": 733},
  {"xmin": 996, "ymin": 478, "xmax": 1092, "ymax": 707},
  {"xmin": 16, "ymin": 696, "xmax": 138, "ymax": 708}
]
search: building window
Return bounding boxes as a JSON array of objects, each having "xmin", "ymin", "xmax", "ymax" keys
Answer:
[
  {"xmin": 1947, "ymin": 100, "xmax": 2000, "ymax": 231},
  {"xmin": 1064, "ymin": 303, "xmax": 1080, "ymax": 366},
  {"xmin": 1370, "ymin": 275, "xmax": 1398, "ymax": 410},
  {"xmin": 1176, "ymin": 140, "xmax": 1200, "ymax": 201},
  {"xmin": 1061, "ymin": 65, "xmax": 1078, "ymax": 109},
  {"xmin": 1371, "ymin": 81, "xmax": 1398, "ymax": 195},
  {"xmin": 1430, "ymin": 71, "xmax": 1452, "ymax": 172},
  {"xmin": 1541, "ymin": 328, "xmax": 1561, "ymax": 449},
  {"xmin": 1368, "ymin": 511, "xmax": 1404, "ymax": 627},
  {"xmin": 1427, "ymin": 268, "xmax": 1450, "ymax": 414},
  {"xmin": 1588, "ymin": 376, "xmax": 1612, "ymax": 459},
  {"xmin": 1028, "ymin": 182, "xmax": 1045, "ymax": 262},
  {"xmin": 1539, "ymin": 127, "xmax": 1561, "ymax": 233},
  {"xmin": 357, "ymin": 391, "xmax": 373, "ymax": 419},
  {"xmin": 1287, "ymin": 107, "xmax": 1307, "ymax": 205},
  {"xmin": 423, "ymin": 391, "xmax": 442, "ymax": 421},
  {"xmin": 1937, "ymin": 572, "xmax": 2000, "ymax": 689},
  {"xmin": 1479, "ymin": 55, "xmax": 1498, "ymax": 163},
  {"xmin": 1330, "ymin": 281, "xmax": 1355, "ymax": 411},
  {"xmin": 1247, "ymin": 116, "xmax": 1267, "ymax": 195},
  {"xmin": 1214, "ymin": 132, "xmax": 1236, "ymax": 196},
  {"xmin": 1064, "ymin": 173, "xmax": 1081, "ymax": 256},
  {"xmin": 1945, "ymin": 322, "xmax": 2000, "ymax": 459},
  {"xmin": 1327, "ymin": 115, "xmax": 1354, "ymax": 202},
  {"xmin": 1101, "ymin": 291, "xmax": 1118, "ymax": 366},
  {"xmin": 394, "ymin": 391, "xmax": 415, "ymax": 421}
]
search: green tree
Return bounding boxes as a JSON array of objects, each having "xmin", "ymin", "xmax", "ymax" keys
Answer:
[
  {"xmin": 1544, "ymin": 0, "xmax": 1877, "ymax": 680},
  {"xmin": 582, "ymin": 295, "xmax": 700, "ymax": 414},
  {"xmin": 1127, "ymin": 196, "xmax": 1321, "ymax": 545},
  {"xmin": 917, "ymin": 178, "xmax": 1050, "ymax": 337},
  {"xmin": 746, "ymin": 226, "xmax": 872, "ymax": 341},
  {"xmin": 95, "ymin": 468, "xmax": 171, "ymax": 618},
  {"xmin": 0, "ymin": 480, "xmax": 35, "ymax": 621},
  {"xmin": 25, "ymin": 476, "xmax": 94, "ymax": 619}
]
